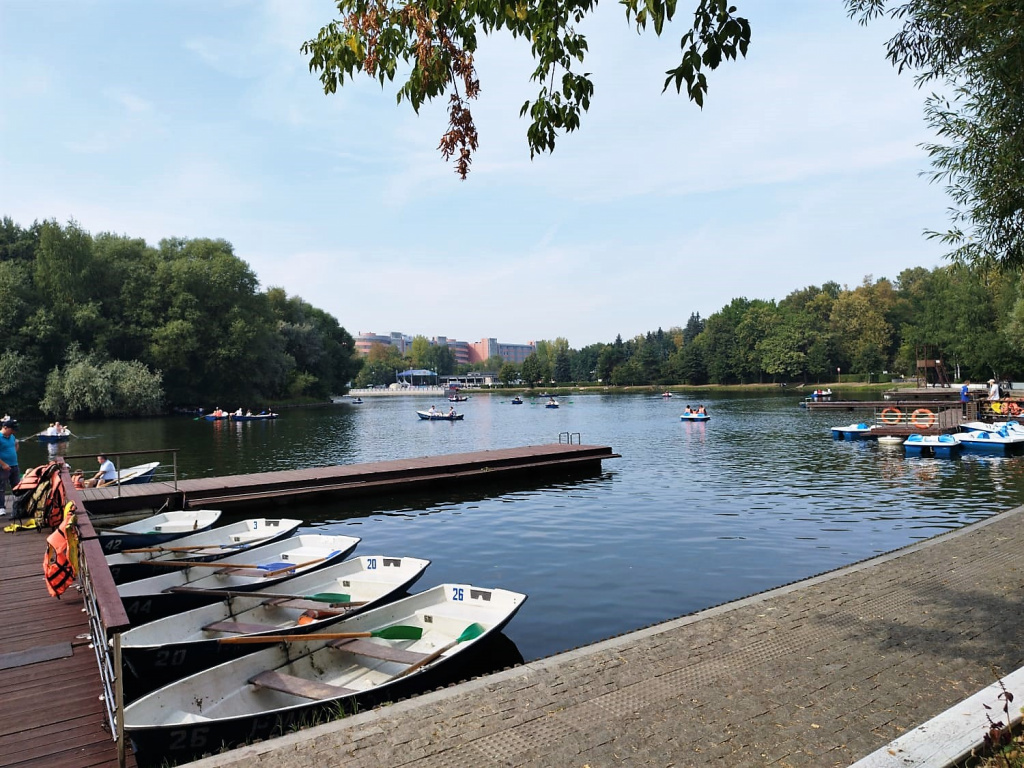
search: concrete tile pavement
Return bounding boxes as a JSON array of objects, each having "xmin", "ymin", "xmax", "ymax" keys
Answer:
[{"xmin": 181, "ymin": 505, "xmax": 1024, "ymax": 768}]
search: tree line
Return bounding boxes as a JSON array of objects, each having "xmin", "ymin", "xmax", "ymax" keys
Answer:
[
  {"xmin": 498, "ymin": 267, "xmax": 1024, "ymax": 388},
  {"xmin": 0, "ymin": 218, "xmax": 360, "ymax": 418}
]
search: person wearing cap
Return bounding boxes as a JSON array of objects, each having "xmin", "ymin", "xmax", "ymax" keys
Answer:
[
  {"xmin": 0, "ymin": 419, "xmax": 20, "ymax": 516},
  {"xmin": 988, "ymin": 378, "xmax": 1001, "ymax": 401}
]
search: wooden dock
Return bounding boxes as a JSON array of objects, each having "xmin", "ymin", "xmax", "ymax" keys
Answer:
[
  {"xmin": 0, "ymin": 503, "xmax": 133, "ymax": 768},
  {"xmin": 78, "ymin": 443, "xmax": 620, "ymax": 516}
]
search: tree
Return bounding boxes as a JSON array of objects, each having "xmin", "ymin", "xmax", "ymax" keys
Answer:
[
  {"xmin": 303, "ymin": 1, "xmax": 750, "ymax": 177},
  {"xmin": 499, "ymin": 362, "xmax": 519, "ymax": 386},
  {"xmin": 849, "ymin": 1, "xmax": 1024, "ymax": 271}
]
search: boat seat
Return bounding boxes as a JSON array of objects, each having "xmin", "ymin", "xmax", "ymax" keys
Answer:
[
  {"xmin": 202, "ymin": 620, "xmax": 281, "ymax": 634},
  {"xmin": 328, "ymin": 638, "xmax": 429, "ymax": 664},
  {"xmin": 249, "ymin": 670, "xmax": 356, "ymax": 700}
]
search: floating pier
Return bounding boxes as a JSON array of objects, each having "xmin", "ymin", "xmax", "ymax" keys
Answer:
[{"xmin": 78, "ymin": 443, "xmax": 621, "ymax": 516}]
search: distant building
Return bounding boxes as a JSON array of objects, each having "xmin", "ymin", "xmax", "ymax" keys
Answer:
[
  {"xmin": 355, "ymin": 332, "xmax": 535, "ymax": 366},
  {"xmin": 467, "ymin": 338, "xmax": 536, "ymax": 365}
]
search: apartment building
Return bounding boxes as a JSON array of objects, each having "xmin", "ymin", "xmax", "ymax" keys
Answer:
[{"xmin": 354, "ymin": 332, "xmax": 535, "ymax": 365}]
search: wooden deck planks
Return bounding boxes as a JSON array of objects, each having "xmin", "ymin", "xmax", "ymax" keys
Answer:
[
  {"xmin": 0, "ymin": 527, "xmax": 133, "ymax": 768},
  {"xmin": 79, "ymin": 444, "xmax": 619, "ymax": 515}
]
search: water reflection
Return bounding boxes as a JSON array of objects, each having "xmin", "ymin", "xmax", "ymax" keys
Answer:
[{"xmin": 20, "ymin": 393, "xmax": 1024, "ymax": 663}]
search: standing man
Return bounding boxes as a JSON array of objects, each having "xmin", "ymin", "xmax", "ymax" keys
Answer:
[
  {"xmin": 0, "ymin": 418, "xmax": 20, "ymax": 517},
  {"xmin": 988, "ymin": 378, "xmax": 1001, "ymax": 401},
  {"xmin": 960, "ymin": 379, "xmax": 971, "ymax": 417}
]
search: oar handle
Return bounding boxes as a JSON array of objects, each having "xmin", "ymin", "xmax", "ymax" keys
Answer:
[
  {"xmin": 219, "ymin": 631, "xmax": 373, "ymax": 644},
  {"xmin": 390, "ymin": 641, "xmax": 453, "ymax": 680},
  {"xmin": 146, "ymin": 559, "xmax": 264, "ymax": 569}
]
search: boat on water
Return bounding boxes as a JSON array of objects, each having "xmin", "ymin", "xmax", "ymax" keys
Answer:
[
  {"xmin": 661, "ymin": 392, "xmax": 673, "ymax": 398},
  {"xmin": 510, "ymin": 397, "xmax": 523, "ymax": 405},
  {"xmin": 903, "ymin": 433, "xmax": 962, "ymax": 458},
  {"xmin": 106, "ymin": 518, "xmax": 303, "ymax": 584},
  {"xmin": 97, "ymin": 509, "xmax": 223, "ymax": 555},
  {"xmin": 112, "ymin": 461, "xmax": 161, "ymax": 486},
  {"xmin": 877, "ymin": 435, "xmax": 905, "ymax": 447},
  {"xmin": 37, "ymin": 433, "xmax": 71, "ymax": 444},
  {"xmin": 416, "ymin": 410, "xmax": 464, "ymax": 421},
  {"xmin": 680, "ymin": 413, "xmax": 710, "ymax": 422},
  {"xmin": 119, "ymin": 555, "xmax": 431, "ymax": 700},
  {"xmin": 118, "ymin": 534, "xmax": 361, "ymax": 625},
  {"xmin": 229, "ymin": 412, "xmax": 278, "ymax": 421},
  {"xmin": 545, "ymin": 399, "xmax": 559, "ymax": 409},
  {"xmin": 956, "ymin": 426, "xmax": 1024, "ymax": 455},
  {"xmin": 448, "ymin": 395, "xmax": 468, "ymax": 402},
  {"xmin": 830, "ymin": 422, "xmax": 874, "ymax": 440},
  {"xmin": 810, "ymin": 388, "xmax": 833, "ymax": 398},
  {"xmin": 123, "ymin": 584, "xmax": 527, "ymax": 763},
  {"xmin": 350, "ymin": 398, "xmax": 363, "ymax": 404}
]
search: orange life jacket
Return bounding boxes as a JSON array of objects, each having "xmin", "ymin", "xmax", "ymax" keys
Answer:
[{"xmin": 44, "ymin": 518, "xmax": 75, "ymax": 598}]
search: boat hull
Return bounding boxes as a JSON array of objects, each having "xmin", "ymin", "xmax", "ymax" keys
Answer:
[
  {"xmin": 37, "ymin": 434, "xmax": 70, "ymax": 444},
  {"xmin": 117, "ymin": 534, "xmax": 360, "ymax": 625},
  {"xmin": 680, "ymin": 415, "xmax": 710, "ymax": 422},
  {"xmin": 119, "ymin": 555, "xmax": 430, "ymax": 700},
  {"xmin": 124, "ymin": 584, "xmax": 526, "ymax": 764},
  {"xmin": 97, "ymin": 510, "xmax": 222, "ymax": 555},
  {"xmin": 416, "ymin": 411, "xmax": 463, "ymax": 420},
  {"xmin": 106, "ymin": 518, "xmax": 303, "ymax": 584}
]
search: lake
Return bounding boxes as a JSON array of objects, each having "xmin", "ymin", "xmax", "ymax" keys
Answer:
[{"xmin": 22, "ymin": 391, "xmax": 1024, "ymax": 664}]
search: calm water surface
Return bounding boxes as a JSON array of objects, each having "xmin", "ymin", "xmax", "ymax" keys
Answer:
[{"xmin": 25, "ymin": 392, "xmax": 1024, "ymax": 663}]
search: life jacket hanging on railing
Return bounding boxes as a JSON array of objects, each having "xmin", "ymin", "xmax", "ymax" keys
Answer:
[
  {"xmin": 36, "ymin": 468, "xmax": 67, "ymax": 531},
  {"xmin": 43, "ymin": 501, "xmax": 78, "ymax": 598}
]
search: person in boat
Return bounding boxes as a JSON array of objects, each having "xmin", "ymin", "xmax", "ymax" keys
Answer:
[
  {"xmin": 428, "ymin": 405, "xmax": 437, "ymax": 415},
  {"xmin": 45, "ymin": 423, "xmax": 57, "ymax": 437},
  {"xmin": 547, "ymin": 397, "xmax": 557, "ymax": 405},
  {"xmin": 234, "ymin": 407, "xmax": 243, "ymax": 416},
  {"xmin": 85, "ymin": 453, "xmax": 117, "ymax": 487},
  {"xmin": 245, "ymin": 409, "xmax": 253, "ymax": 417},
  {"xmin": 696, "ymin": 405, "xmax": 707, "ymax": 415},
  {"xmin": 55, "ymin": 421, "xmax": 69, "ymax": 437},
  {"xmin": 684, "ymin": 405, "xmax": 693, "ymax": 414},
  {"xmin": 448, "ymin": 406, "xmax": 456, "ymax": 417}
]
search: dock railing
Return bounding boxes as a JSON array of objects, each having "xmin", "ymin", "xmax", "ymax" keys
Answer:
[
  {"xmin": 65, "ymin": 467, "xmax": 131, "ymax": 767},
  {"xmin": 64, "ymin": 447, "xmax": 180, "ymax": 496},
  {"xmin": 872, "ymin": 404, "xmax": 968, "ymax": 431}
]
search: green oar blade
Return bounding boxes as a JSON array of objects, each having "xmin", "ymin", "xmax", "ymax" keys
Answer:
[
  {"xmin": 373, "ymin": 625, "xmax": 423, "ymax": 640},
  {"xmin": 457, "ymin": 622, "xmax": 486, "ymax": 643},
  {"xmin": 308, "ymin": 593, "xmax": 351, "ymax": 603}
]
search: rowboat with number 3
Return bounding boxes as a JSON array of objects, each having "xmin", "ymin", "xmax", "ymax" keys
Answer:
[
  {"xmin": 123, "ymin": 583, "xmax": 527, "ymax": 763},
  {"xmin": 105, "ymin": 518, "xmax": 303, "ymax": 584},
  {"xmin": 117, "ymin": 534, "xmax": 361, "ymax": 624},
  {"xmin": 97, "ymin": 509, "xmax": 223, "ymax": 555},
  {"xmin": 118, "ymin": 555, "xmax": 431, "ymax": 701}
]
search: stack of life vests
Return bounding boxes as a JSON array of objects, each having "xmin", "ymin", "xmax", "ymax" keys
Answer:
[
  {"xmin": 12, "ymin": 461, "xmax": 67, "ymax": 530},
  {"xmin": 44, "ymin": 501, "xmax": 79, "ymax": 598}
]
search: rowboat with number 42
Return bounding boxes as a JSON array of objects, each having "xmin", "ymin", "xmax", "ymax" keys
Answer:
[
  {"xmin": 97, "ymin": 509, "xmax": 223, "ymax": 555},
  {"xmin": 118, "ymin": 554, "xmax": 431, "ymax": 700},
  {"xmin": 123, "ymin": 583, "xmax": 527, "ymax": 763},
  {"xmin": 118, "ymin": 534, "xmax": 360, "ymax": 624}
]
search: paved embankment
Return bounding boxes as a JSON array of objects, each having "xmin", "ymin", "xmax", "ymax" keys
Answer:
[{"xmin": 183, "ymin": 505, "xmax": 1024, "ymax": 768}]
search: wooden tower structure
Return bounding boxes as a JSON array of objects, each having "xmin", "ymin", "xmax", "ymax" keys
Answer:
[{"xmin": 916, "ymin": 346, "xmax": 951, "ymax": 388}]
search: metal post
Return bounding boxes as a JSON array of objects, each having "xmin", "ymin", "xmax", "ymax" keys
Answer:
[{"xmin": 114, "ymin": 633, "xmax": 125, "ymax": 767}]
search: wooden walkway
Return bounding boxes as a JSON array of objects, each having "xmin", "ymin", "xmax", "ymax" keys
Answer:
[
  {"xmin": 0, "ymin": 511, "xmax": 133, "ymax": 768},
  {"xmin": 78, "ymin": 444, "xmax": 620, "ymax": 516}
]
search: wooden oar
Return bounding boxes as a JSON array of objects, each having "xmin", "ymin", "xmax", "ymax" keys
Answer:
[
  {"xmin": 166, "ymin": 586, "xmax": 358, "ymax": 603},
  {"xmin": 218, "ymin": 625, "xmax": 423, "ymax": 644},
  {"xmin": 121, "ymin": 543, "xmax": 240, "ymax": 554},
  {"xmin": 147, "ymin": 557, "xmax": 325, "ymax": 573},
  {"xmin": 389, "ymin": 623, "xmax": 486, "ymax": 680}
]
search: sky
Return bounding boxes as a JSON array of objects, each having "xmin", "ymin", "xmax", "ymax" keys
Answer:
[{"xmin": 0, "ymin": 0, "xmax": 953, "ymax": 350}]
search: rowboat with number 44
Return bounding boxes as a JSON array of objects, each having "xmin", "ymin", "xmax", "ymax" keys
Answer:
[
  {"xmin": 123, "ymin": 583, "xmax": 527, "ymax": 763},
  {"xmin": 118, "ymin": 554, "xmax": 430, "ymax": 700},
  {"xmin": 118, "ymin": 534, "xmax": 360, "ymax": 624}
]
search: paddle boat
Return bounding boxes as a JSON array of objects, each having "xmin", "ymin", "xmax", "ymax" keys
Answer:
[
  {"xmin": 97, "ymin": 509, "xmax": 223, "ymax": 555},
  {"xmin": 119, "ymin": 555, "xmax": 431, "ymax": 700},
  {"xmin": 118, "ymin": 533, "xmax": 361, "ymax": 625},
  {"xmin": 956, "ymin": 426, "xmax": 1024, "ymax": 455},
  {"xmin": 123, "ymin": 583, "xmax": 527, "ymax": 763},
  {"xmin": 680, "ymin": 412, "xmax": 710, "ymax": 422},
  {"xmin": 902, "ymin": 433, "xmax": 962, "ymax": 458},
  {"xmin": 106, "ymin": 518, "xmax": 303, "ymax": 584},
  {"xmin": 416, "ymin": 410, "xmax": 464, "ymax": 421},
  {"xmin": 830, "ymin": 422, "xmax": 875, "ymax": 441}
]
